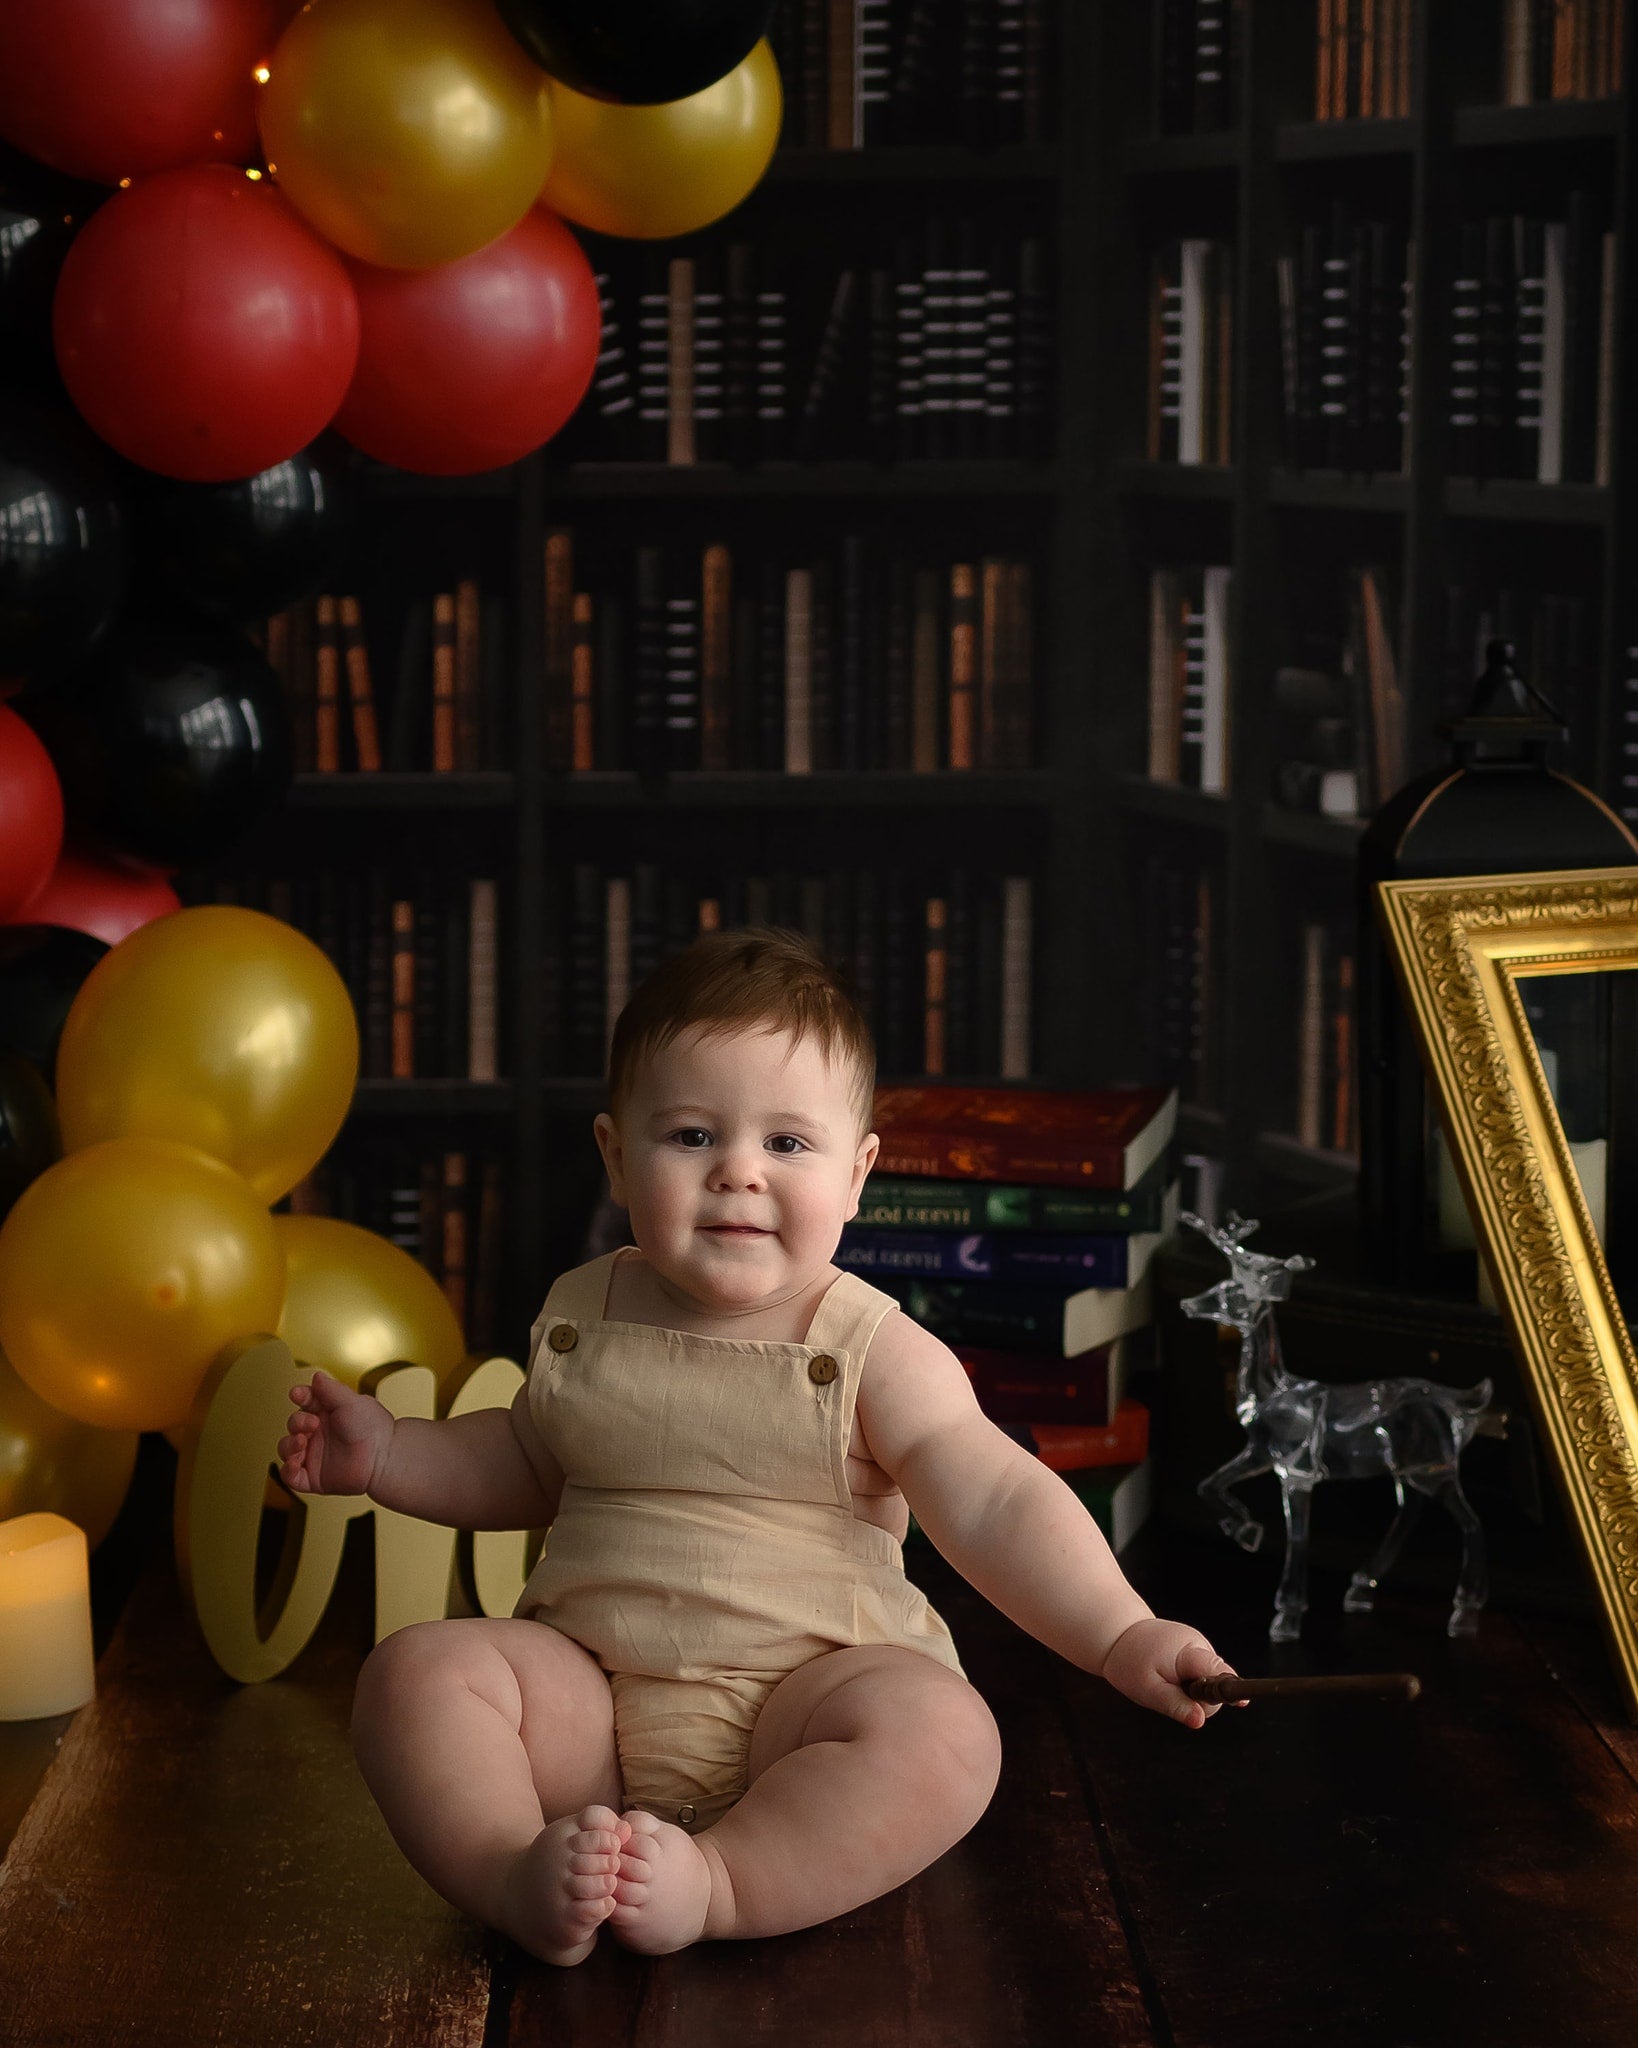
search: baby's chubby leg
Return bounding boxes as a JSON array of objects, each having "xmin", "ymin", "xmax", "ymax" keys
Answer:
[
  {"xmin": 607, "ymin": 1646, "xmax": 1001, "ymax": 1952},
  {"xmin": 350, "ymin": 1616, "xmax": 627, "ymax": 1966}
]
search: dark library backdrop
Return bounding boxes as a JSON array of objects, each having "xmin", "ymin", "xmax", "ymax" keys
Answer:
[{"xmin": 189, "ymin": 0, "xmax": 1638, "ymax": 1355}]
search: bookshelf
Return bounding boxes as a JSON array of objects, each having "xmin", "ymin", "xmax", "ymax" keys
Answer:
[
  {"xmin": 1093, "ymin": 0, "xmax": 1638, "ymax": 1227},
  {"xmin": 187, "ymin": 0, "xmax": 1638, "ymax": 1349}
]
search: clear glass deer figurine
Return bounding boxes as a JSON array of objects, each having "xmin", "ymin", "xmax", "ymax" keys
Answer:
[{"xmin": 1180, "ymin": 1211, "xmax": 1496, "ymax": 1641}]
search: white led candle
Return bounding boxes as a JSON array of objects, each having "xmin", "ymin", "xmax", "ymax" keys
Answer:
[{"xmin": 0, "ymin": 1512, "xmax": 96, "ymax": 1721}]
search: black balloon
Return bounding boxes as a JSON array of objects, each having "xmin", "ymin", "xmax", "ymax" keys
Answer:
[
  {"xmin": 29, "ymin": 615, "xmax": 293, "ymax": 869},
  {"xmin": 496, "ymin": 0, "xmax": 772, "ymax": 102},
  {"xmin": 0, "ymin": 1046, "xmax": 60, "ymax": 1221},
  {"xmin": 0, "ymin": 926, "xmax": 106, "ymax": 1081},
  {"xmin": 132, "ymin": 435, "xmax": 357, "ymax": 624},
  {"xmin": 0, "ymin": 141, "xmax": 103, "ymax": 374},
  {"xmin": 0, "ymin": 391, "xmax": 128, "ymax": 694}
]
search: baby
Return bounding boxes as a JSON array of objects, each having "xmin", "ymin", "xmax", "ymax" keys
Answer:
[{"xmin": 279, "ymin": 926, "xmax": 1238, "ymax": 1967}]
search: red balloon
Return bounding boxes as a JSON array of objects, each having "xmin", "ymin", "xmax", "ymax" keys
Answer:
[
  {"xmin": 0, "ymin": 708, "xmax": 65, "ymax": 922},
  {"xmin": 332, "ymin": 209, "xmax": 601, "ymax": 476},
  {"xmin": 22, "ymin": 843, "xmax": 181, "ymax": 948},
  {"xmin": 52, "ymin": 165, "xmax": 359, "ymax": 483},
  {"xmin": 0, "ymin": 0, "xmax": 280, "ymax": 187}
]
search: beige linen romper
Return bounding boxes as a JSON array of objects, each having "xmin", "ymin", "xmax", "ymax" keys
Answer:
[{"xmin": 508, "ymin": 1246, "xmax": 964, "ymax": 1832}]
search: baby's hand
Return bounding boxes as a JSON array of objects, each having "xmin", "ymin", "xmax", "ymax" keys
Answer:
[
  {"xmin": 1099, "ymin": 1616, "xmax": 1244, "ymax": 1730},
  {"xmin": 278, "ymin": 1370, "xmax": 394, "ymax": 1498}
]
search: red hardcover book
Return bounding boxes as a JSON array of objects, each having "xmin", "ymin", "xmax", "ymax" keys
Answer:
[
  {"xmin": 955, "ymin": 1339, "xmax": 1126, "ymax": 1425},
  {"xmin": 1025, "ymin": 1399, "xmax": 1150, "ymax": 1472},
  {"xmin": 871, "ymin": 1083, "xmax": 1178, "ymax": 1190}
]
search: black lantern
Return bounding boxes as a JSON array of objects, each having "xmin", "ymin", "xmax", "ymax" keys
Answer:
[{"xmin": 1357, "ymin": 641, "xmax": 1638, "ymax": 1296}]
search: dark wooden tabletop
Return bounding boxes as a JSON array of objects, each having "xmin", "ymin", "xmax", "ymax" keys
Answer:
[{"xmin": 3, "ymin": 1478, "xmax": 1636, "ymax": 2048}]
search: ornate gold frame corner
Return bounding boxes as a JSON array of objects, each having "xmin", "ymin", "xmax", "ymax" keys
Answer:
[{"xmin": 1376, "ymin": 867, "xmax": 1638, "ymax": 1720}]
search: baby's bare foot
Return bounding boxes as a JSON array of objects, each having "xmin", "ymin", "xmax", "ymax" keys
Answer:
[
  {"xmin": 606, "ymin": 1810, "xmax": 720, "ymax": 1955},
  {"xmin": 504, "ymin": 1804, "xmax": 631, "ymax": 1966}
]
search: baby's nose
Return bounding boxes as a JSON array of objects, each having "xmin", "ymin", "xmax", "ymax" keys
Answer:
[{"xmin": 710, "ymin": 1149, "xmax": 766, "ymax": 1189}]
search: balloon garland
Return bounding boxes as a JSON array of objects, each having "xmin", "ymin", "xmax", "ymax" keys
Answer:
[{"xmin": 0, "ymin": 0, "xmax": 786, "ymax": 1556}]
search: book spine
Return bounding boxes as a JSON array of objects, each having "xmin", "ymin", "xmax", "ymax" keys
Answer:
[
  {"xmin": 999, "ymin": 874, "xmax": 1032, "ymax": 1080},
  {"xmin": 467, "ymin": 877, "xmax": 499, "ymax": 1082},
  {"xmin": 954, "ymin": 1344, "xmax": 1121, "ymax": 1425},
  {"xmin": 857, "ymin": 1174, "xmax": 1168, "ymax": 1234},
  {"xmin": 570, "ymin": 591, "xmax": 595, "ymax": 772},
  {"xmin": 667, "ymin": 255, "xmax": 696, "ymax": 467},
  {"xmin": 338, "ymin": 594, "xmax": 381, "ymax": 772},
  {"xmin": 543, "ymin": 530, "xmax": 574, "ymax": 772},
  {"xmin": 923, "ymin": 893, "xmax": 948, "ymax": 1076},
  {"xmin": 700, "ymin": 542, "xmax": 732, "ymax": 772},
  {"xmin": 391, "ymin": 897, "xmax": 416, "ymax": 1079},
  {"xmin": 784, "ymin": 565, "xmax": 814, "ymax": 773},
  {"xmin": 838, "ymin": 1228, "xmax": 1133, "ymax": 1286},
  {"xmin": 431, "ymin": 592, "xmax": 456, "ymax": 773},
  {"xmin": 947, "ymin": 562, "xmax": 977, "ymax": 768},
  {"xmin": 314, "ymin": 593, "xmax": 342, "ymax": 774},
  {"xmin": 454, "ymin": 576, "xmax": 481, "ymax": 770}
]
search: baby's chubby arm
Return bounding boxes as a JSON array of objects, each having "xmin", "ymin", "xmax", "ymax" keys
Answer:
[
  {"xmin": 280, "ymin": 1368, "xmax": 565, "ymax": 1531},
  {"xmin": 856, "ymin": 1313, "xmax": 1238, "ymax": 1728}
]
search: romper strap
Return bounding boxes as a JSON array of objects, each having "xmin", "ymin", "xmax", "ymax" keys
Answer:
[
  {"xmin": 804, "ymin": 1269, "xmax": 901, "ymax": 1367},
  {"xmin": 538, "ymin": 1247, "xmax": 629, "ymax": 1325}
]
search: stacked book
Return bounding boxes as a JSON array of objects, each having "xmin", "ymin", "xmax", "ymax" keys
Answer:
[{"xmin": 845, "ymin": 1082, "xmax": 1179, "ymax": 1554}]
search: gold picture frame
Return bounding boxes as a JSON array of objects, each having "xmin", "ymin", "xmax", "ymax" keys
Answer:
[{"xmin": 1377, "ymin": 867, "xmax": 1638, "ymax": 1719}]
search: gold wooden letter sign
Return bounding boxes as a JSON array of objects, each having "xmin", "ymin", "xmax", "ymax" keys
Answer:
[{"xmin": 174, "ymin": 1336, "xmax": 532, "ymax": 1684}]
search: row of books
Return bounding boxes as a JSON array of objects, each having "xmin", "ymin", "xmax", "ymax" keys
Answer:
[
  {"xmin": 1293, "ymin": 920, "xmax": 1359, "ymax": 1157},
  {"xmin": 1269, "ymin": 562, "xmax": 1404, "ymax": 819},
  {"xmin": 202, "ymin": 871, "xmax": 503, "ymax": 1084},
  {"xmin": 1146, "ymin": 563, "xmax": 1232, "ymax": 795},
  {"xmin": 1276, "ymin": 208, "xmax": 1410, "ymax": 476},
  {"xmin": 1619, "ymin": 639, "xmax": 1638, "ymax": 828},
  {"xmin": 286, "ymin": 1144, "xmax": 508, "ymax": 1356},
  {"xmin": 1313, "ymin": 0, "xmax": 1413, "ymax": 120},
  {"xmin": 1450, "ymin": 203, "xmax": 1615, "ymax": 486},
  {"xmin": 1500, "ymin": 0, "xmax": 1626, "ymax": 104},
  {"xmin": 566, "ymin": 220, "xmax": 1052, "ymax": 468},
  {"xmin": 540, "ymin": 532, "xmax": 1036, "ymax": 776},
  {"xmin": 769, "ymin": 0, "xmax": 1052, "ymax": 150},
  {"xmin": 1153, "ymin": 0, "xmax": 1242, "ymax": 135},
  {"xmin": 265, "ymin": 585, "xmax": 509, "ymax": 776},
  {"xmin": 859, "ymin": 1081, "xmax": 1179, "ymax": 1554},
  {"xmin": 1148, "ymin": 236, "xmax": 1234, "ymax": 467},
  {"xmin": 553, "ymin": 863, "xmax": 1034, "ymax": 1086}
]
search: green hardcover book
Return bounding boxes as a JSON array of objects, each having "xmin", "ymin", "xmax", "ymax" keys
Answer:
[{"xmin": 858, "ymin": 1157, "xmax": 1176, "ymax": 1234}]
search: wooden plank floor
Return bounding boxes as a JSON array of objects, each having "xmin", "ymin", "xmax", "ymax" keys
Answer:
[{"xmin": 4, "ymin": 1483, "xmax": 1638, "ymax": 2047}]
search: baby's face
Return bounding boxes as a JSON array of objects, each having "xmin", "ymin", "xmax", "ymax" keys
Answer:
[{"xmin": 594, "ymin": 1023, "xmax": 878, "ymax": 1314}]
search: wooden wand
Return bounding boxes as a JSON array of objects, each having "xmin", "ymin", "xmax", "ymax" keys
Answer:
[{"xmin": 1183, "ymin": 1671, "xmax": 1422, "ymax": 1704}]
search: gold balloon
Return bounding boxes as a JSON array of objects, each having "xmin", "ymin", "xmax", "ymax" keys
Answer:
[
  {"xmin": 0, "ymin": 1340, "xmax": 138, "ymax": 1552},
  {"xmin": 55, "ymin": 905, "xmax": 359, "ymax": 1206},
  {"xmin": 258, "ymin": 0, "xmax": 555, "ymax": 268},
  {"xmin": 274, "ymin": 1215, "xmax": 466, "ymax": 1391},
  {"xmin": 0, "ymin": 1139, "xmax": 287, "ymax": 1435},
  {"xmin": 541, "ymin": 39, "xmax": 781, "ymax": 241}
]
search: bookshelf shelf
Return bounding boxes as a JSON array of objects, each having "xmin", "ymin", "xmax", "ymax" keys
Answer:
[
  {"xmin": 1274, "ymin": 118, "xmax": 1415, "ymax": 161},
  {"xmin": 765, "ymin": 144, "xmax": 1061, "ymax": 184},
  {"xmin": 1123, "ymin": 132, "xmax": 1241, "ymax": 176},
  {"xmin": 1454, "ymin": 99, "xmax": 1621, "ymax": 147},
  {"xmin": 1268, "ymin": 470, "xmax": 1410, "ymax": 513},
  {"xmin": 350, "ymin": 1080, "xmax": 517, "ymax": 1116},
  {"xmin": 538, "ymin": 461, "xmax": 1060, "ymax": 501},
  {"xmin": 1115, "ymin": 460, "xmax": 1236, "ymax": 502},
  {"xmin": 1117, "ymin": 774, "xmax": 1231, "ymax": 834},
  {"xmin": 1255, "ymin": 1130, "xmax": 1360, "ymax": 1191},
  {"xmin": 542, "ymin": 771, "xmax": 1065, "ymax": 810},
  {"xmin": 1260, "ymin": 806, "xmax": 1368, "ymax": 857},
  {"xmin": 287, "ymin": 773, "xmax": 517, "ymax": 810},
  {"xmin": 1444, "ymin": 479, "xmax": 1610, "ymax": 526}
]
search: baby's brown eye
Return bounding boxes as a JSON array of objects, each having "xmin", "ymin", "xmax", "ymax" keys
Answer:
[{"xmin": 767, "ymin": 1135, "xmax": 806, "ymax": 1154}]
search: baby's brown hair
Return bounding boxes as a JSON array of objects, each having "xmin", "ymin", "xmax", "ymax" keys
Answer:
[{"xmin": 606, "ymin": 926, "xmax": 876, "ymax": 1138}]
